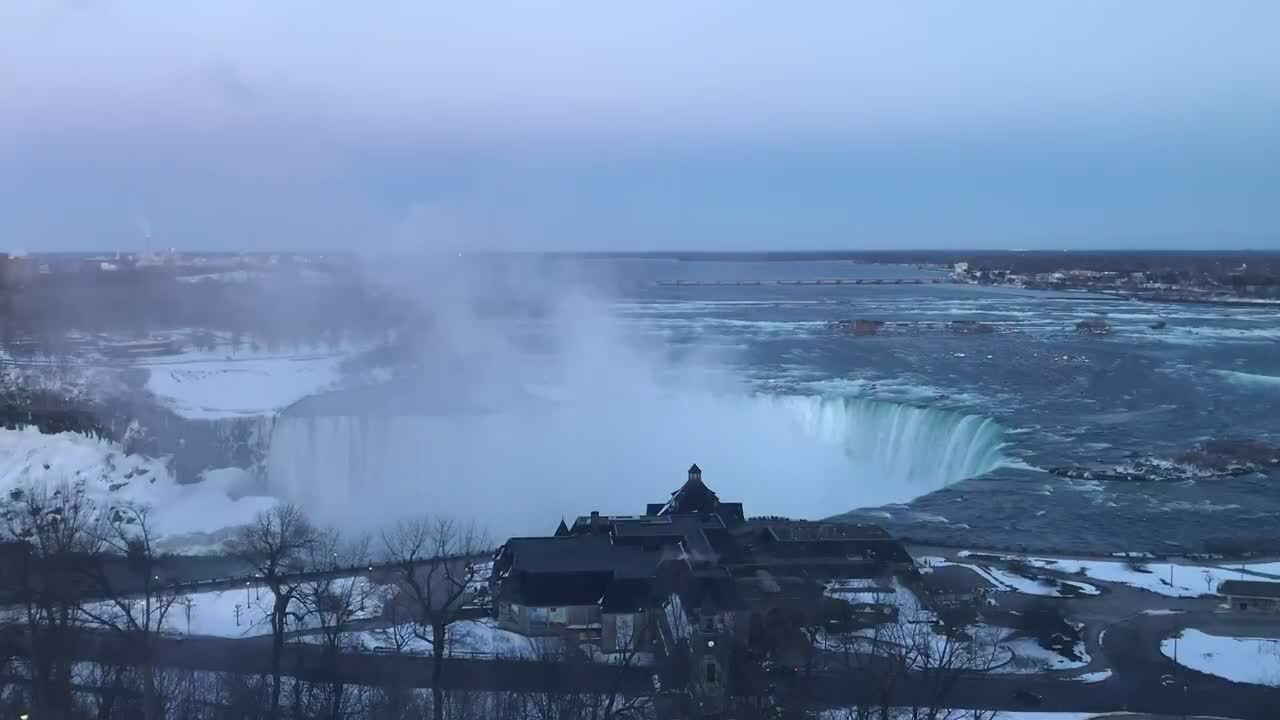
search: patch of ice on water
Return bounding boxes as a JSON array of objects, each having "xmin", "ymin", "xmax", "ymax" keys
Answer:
[{"xmin": 1213, "ymin": 369, "xmax": 1280, "ymax": 390}]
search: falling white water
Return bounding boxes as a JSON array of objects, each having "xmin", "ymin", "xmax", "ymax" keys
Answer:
[{"xmin": 264, "ymin": 393, "xmax": 1008, "ymax": 538}]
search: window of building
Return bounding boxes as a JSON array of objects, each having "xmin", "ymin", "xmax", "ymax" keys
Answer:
[{"xmin": 705, "ymin": 661, "xmax": 718, "ymax": 684}]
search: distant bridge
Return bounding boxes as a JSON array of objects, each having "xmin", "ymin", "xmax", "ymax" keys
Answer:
[{"xmin": 653, "ymin": 278, "xmax": 957, "ymax": 287}]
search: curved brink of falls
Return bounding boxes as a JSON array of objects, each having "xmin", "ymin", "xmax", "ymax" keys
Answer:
[{"xmin": 264, "ymin": 394, "xmax": 1008, "ymax": 537}]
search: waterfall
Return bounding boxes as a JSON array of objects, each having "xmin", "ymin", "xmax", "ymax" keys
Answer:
[
  {"xmin": 265, "ymin": 393, "xmax": 1008, "ymax": 536},
  {"xmin": 760, "ymin": 396, "xmax": 1008, "ymax": 490}
]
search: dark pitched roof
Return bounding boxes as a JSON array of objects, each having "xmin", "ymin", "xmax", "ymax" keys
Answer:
[
  {"xmin": 689, "ymin": 463, "xmax": 701, "ymax": 474},
  {"xmin": 555, "ymin": 518, "xmax": 570, "ymax": 537},
  {"xmin": 600, "ymin": 578, "xmax": 655, "ymax": 613},
  {"xmin": 718, "ymin": 502, "xmax": 745, "ymax": 524},
  {"xmin": 734, "ymin": 572, "xmax": 819, "ymax": 612},
  {"xmin": 612, "ymin": 514, "xmax": 723, "ymax": 559},
  {"xmin": 686, "ymin": 576, "xmax": 746, "ymax": 612},
  {"xmin": 500, "ymin": 571, "xmax": 613, "ymax": 607},
  {"xmin": 1219, "ymin": 579, "xmax": 1280, "ymax": 599},
  {"xmin": 502, "ymin": 535, "xmax": 660, "ymax": 578},
  {"xmin": 663, "ymin": 473, "xmax": 720, "ymax": 515}
]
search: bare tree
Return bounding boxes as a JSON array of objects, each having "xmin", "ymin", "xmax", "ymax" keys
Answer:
[
  {"xmin": 298, "ymin": 529, "xmax": 378, "ymax": 719},
  {"xmin": 227, "ymin": 503, "xmax": 318, "ymax": 719},
  {"xmin": 364, "ymin": 584, "xmax": 427, "ymax": 719},
  {"xmin": 381, "ymin": 516, "xmax": 491, "ymax": 720},
  {"xmin": 79, "ymin": 502, "xmax": 179, "ymax": 720},
  {"xmin": 820, "ymin": 587, "xmax": 1002, "ymax": 720},
  {"xmin": 0, "ymin": 481, "xmax": 104, "ymax": 718}
]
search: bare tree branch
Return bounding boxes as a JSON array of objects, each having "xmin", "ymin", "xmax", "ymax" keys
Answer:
[{"xmin": 226, "ymin": 503, "xmax": 318, "ymax": 720}]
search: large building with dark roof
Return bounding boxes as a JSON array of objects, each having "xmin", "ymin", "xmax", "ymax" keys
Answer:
[{"xmin": 490, "ymin": 463, "xmax": 915, "ymax": 683}]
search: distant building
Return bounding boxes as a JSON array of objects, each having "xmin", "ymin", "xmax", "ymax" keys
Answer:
[{"xmin": 1219, "ymin": 579, "xmax": 1280, "ymax": 613}]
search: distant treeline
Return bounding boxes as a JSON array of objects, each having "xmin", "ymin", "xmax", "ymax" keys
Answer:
[
  {"xmin": 0, "ymin": 266, "xmax": 412, "ymax": 355},
  {"xmin": 850, "ymin": 249, "xmax": 1280, "ymax": 279}
]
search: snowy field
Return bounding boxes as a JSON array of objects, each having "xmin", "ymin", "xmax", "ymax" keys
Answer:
[
  {"xmin": 76, "ymin": 577, "xmax": 388, "ymax": 639},
  {"xmin": 998, "ymin": 636, "xmax": 1089, "ymax": 674},
  {"xmin": 1161, "ymin": 629, "xmax": 1280, "ymax": 686},
  {"xmin": 305, "ymin": 619, "xmax": 554, "ymax": 660},
  {"xmin": 142, "ymin": 351, "xmax": 346, "ymax": 420},
  {"xmin": 0, "ymin": 427, "xmax": 274, "ymax": 552},
  {"xmin": 918, "ymin": 557, "xmax": 1101, "ymax": 597},
  {"xmin": 958, "ymin": 552, "xmax": 1260, "ymax": 597}
]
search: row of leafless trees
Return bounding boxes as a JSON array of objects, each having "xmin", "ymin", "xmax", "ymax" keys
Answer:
[
  {"xmin": 0, "ymin": 483, "xmax": 659, "ymax": 720},
  {"xmin": 0, "ymin": 479, "xmax": 1017, "ymax": 720}
]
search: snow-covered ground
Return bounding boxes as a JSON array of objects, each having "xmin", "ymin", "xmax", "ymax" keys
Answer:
[
  {"xmin": 307, "ymin": 619, "xmax": 554, "ymax": 659},
  {"xmin": 1161, "ymin": 629, "xmax": 1280, "ymax": 686},
  {"xmin": 0, "ymin": 427, "xmax": 275, "ymax": 552},
  {"xmin": 76, "ymin": 576, "xmax": 389, "ymax": 639},
  {"xmin": 142, "ymin": 352, "xmax": 346, "ymax": 420},
  {"xmin": 1069, "ymin": 669, "xmax": 1112, "ymax": 683},
  {"xmin": 918, "ymin": 557, "xmax": 1101, "ymax": 597},
  {"xmin": 581, "ymin": 645, "xmax": 656, "ymax": 666},
  {"xmin": 958, "ymin": 552, "xmax": 1252, "ymax": 597},
  {"xmin": 998, "ymin": 636, "xmax": 1090, "ymax": 674},
  {"xmin": 165, "ymin": 588, "xmax": 273, "ymax": 638},
  {"xmin": 75, "ymin": 587, "xmax": 274, "ymax": 639}
]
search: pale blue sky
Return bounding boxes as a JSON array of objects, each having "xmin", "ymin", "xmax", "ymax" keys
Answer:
[{"xmin": 2, "ymin": 1, "xmax": 1278, "ymax": 251}]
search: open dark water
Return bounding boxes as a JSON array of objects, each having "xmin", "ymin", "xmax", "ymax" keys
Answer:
[
  {"xmin": 604, "ymin": 258, "xmax": 1280, "ymax": 555},
  {"xmin": 271, "ymin": 256, "xmax": 1280, "ymax": 555}
]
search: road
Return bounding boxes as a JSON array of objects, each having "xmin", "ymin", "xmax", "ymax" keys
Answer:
[{"xmin": 891, "ymin": 547, "xmax": 1280, "ymax": 720}]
